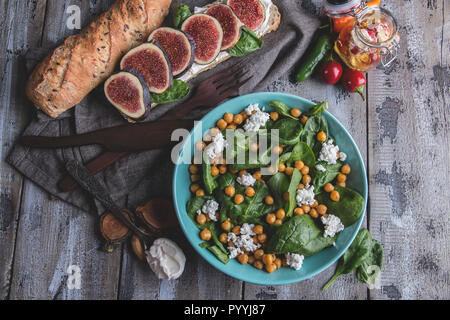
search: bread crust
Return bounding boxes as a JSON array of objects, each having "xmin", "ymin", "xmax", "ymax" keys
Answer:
[{"xmin": 26, "ymin": 0, "xmax": 172, "ymax": 118}]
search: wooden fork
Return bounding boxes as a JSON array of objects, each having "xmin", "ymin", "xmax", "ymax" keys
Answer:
[{"xmin": 58, "ymin": 60, "xmax": 253, "ymax": 192}]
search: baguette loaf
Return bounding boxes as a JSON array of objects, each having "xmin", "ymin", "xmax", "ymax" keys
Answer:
[{"xmin": 26, "ymin": 0, "xmax": 172, "ymax": 118}]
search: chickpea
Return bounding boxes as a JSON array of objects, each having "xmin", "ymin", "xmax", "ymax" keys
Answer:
[
  {"xmin": 253, "ymin": 171, "xmax": 262, "ymax": 180},
  {"xmin": 219, "ymin": 165, "xmax": 227, "ymax": 175},
  {"xmin": 195, "ymin": 188, "xmax": 205, "ymax": 197},
  {"xmin": 200, "ymin": 228, "xmax": 212, "ymax": 241},
  {"xmin": 229, "ymin": 166, "xmax": 238, "ymax": 174},
  {"xmin": 245, "ymin": 187, "xmax": 256, "ymax": 197},
  {"xmin": 226, "ymin": 124, "xmax": 237, "ymax": 130},
  {"xmin": 232, "ymin": 225, "xmax": 241, "ymax": 235},
  {"xmin": 336, "ymin": 173, "xmax": 347, "ymax": 182},
  {"xmin": 300, "ymin": 115, "xmax": 309, "ymax": 125},
  {"xmin": 224, "ymin": 113, "xmax": 234, "ymax": 124},
  {"xmin": 324, "ymin": 183, "xmax": 334, "ymax": 193},
  {"xmin": 249, "ymin": 142, "xmax": 259, "ymax": 153},
  {"xmin": 285, "ymin": 166, "xmax": 294, "ymax": 176},
  {"xmin": 237, "ymin": 253, "xmax": 249, "ymax": 265},
  {"xmin": 221, "ymin": 220, "xmax": 231, "ymax": 231},
  {"xmin": 300, "ymin": 166, "xmax": 310, "ymax": 175},
  {"xmin": 274, "ymin": 258, "xmax": 282, "ymax": 269},
  {"xmin": 341, "ymin": 164, "xmax": 351, "ymax": 174},
  {"xmin": 265, "ymin": 263, "xmax": 277, "ymax": 273},
  {"xmin": 238, "ymin": 170, "xmax": 248, "ymax": 177},
  {"xmin": 278, "ymin": 163, "xmax": 286, "ymax": 172},
  {"xmin": 270, "ymin": 111, "xmax": 279, "ymax": 121},
  {"xmin": 211, "ymin": 166, "xmax": 219, "ymax": 176},
  {"xmin": 298, "ymin": 183, "xmax": 305, "ymax": 190},
  {"xmin": 252, "ymin": 225, "xmax": 262, "ymax": 235},
  {"xmin": 265, "ymin": 196, "xmax": 274, "ymax": 205},
  {"xmin": 253, "ymin": 260, "xmax": 264, "ymax": 270},
  {"xmin": 219, "ymin": 233, "xmax": 228, "ymax": 243},
  {"xmin": 224, "ymin": 185, "xmax": 235, "ymax": 197},
  {"xmin": 302, "ymin": 174, "xmax": 311, "ymax": 185},
  {"xmin": 227, "ymin": 241, "xmax": 235, "ymax": 248},
  {"xmin": 189, "ymin": 164, "xmax": 199, "ymax": 174},
  {"xmin": 276, "ymin": 208, "xmax": 286, "ymax": 220},
  {"xmin": 301, "ymin": 204, "xmax": 311, "ymax": 214},
  {"xmin": 290, "ymin": 108, "xmax": 302, "ymax": 118},
  {"xmin": 190, "ymin": 184, "xmax": 200, "ymax": 193},
  {"xmin": 257, "ymin": 233, "xmax": 267, "ymax": 244},
  {"xmin": 195, "ymin": 141, "xmax": 206, "ymax": 151},
  {"xmin": 336, "ymin": 181, "xmax": 346, "ymax": 187},
  {"xmin": 294, "ymin": 207, "xmax": 305, "ymax": 216},
  {"xmin": 273, "ymin": 145, "xmax": 283, "ymax": 155},
  {"xmin": 254, "ymin": 249, "xmax": 264, "ymax": 260},
  {"xmin": 317, "ymin": 204, "xmax": 328, "ymax": 215},
  {"xmin": 283, "ymin": 192, "xmax": 290, "ymax": 201},
  {"xmin": 209, "ymin": 127, "xmax": 220, "ymax": 137},
  {"xmin": 312, "ymin": 200, "xmax": 319, "ymax": 208},
  {"xmin": 217, "ymin": 119, "xmax": 227, "ymax": 130},
  {"xmin": 274, "ymin": 218, "xmax": 283, "ymax": 225},
  {"xmin": 248, "ymin": 255, "xmax": 256, "ymax": 265},
  {"xmin": 294, "ymin": 160, "xmax": 304, "ymax": 170},
  {"xmin": 190, "ymin": 174, "xmax": 200, "ymax": 182},
  {"xmin": 233, "ymin": 114, "xmax": 244, "ymax": 125},
  {"xmin": 309, "ymin": 208, "xmax": 319, "ymax": 219},
  {"xmin": 266, "ymin": 213, "xmax": 276, "ymax": 224},
  {"xmin": 197, "ymin": 213, "xmax": 207, "ymax": 225},
  {"xmin": 330, "ymin": 190, "xmax": 340, "ymax": 202},
  {"xmin": 317, "ymin": 131, "xmax": 327, "ymax": 142},
  {"xmin": 262, "ymin": 254, "xmax": 274, "ymax": 265},
  {"xmin": 234, "ymin": 194, "xmax": 244, "ymax": 204}
]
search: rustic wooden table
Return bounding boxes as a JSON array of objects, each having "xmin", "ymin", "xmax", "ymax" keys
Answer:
[{"xmin": 0, "ymin": 0, "xmax": 448, "ymax": 300}]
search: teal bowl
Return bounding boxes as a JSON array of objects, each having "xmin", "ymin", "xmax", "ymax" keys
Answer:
[{"xmin": 172, "ymin": 92, "xmax": 367, "ymax": 285}]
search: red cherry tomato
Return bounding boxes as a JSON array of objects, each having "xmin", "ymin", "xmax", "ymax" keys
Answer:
[
  {"xmin": 317, "ymin": 61, "xmax": 343, "ymax": 85},
  {"xmin": 341, "ymin": 68, "xmax": 367, "ymax": 101}
]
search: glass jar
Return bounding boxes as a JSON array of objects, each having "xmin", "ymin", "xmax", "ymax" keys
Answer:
[{"xmin": 334, "ymin": 6, "xmax": 400, "ymax": 71}]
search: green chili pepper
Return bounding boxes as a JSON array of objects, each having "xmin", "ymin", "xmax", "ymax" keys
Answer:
[{"xmin": 296, "ymin": 33, "xmax": 334, "ymax": 82}]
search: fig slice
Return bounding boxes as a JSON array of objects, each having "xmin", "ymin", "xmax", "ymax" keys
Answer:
[
  {"xmin": 148, "ymin": 27, "xmax": 196, "ymax": 77},
  {"xmin": 120, "ymin": 41, "xmax": 173, "ymax": 94},
  {"xmin": 181, "ymin": 14, "xmax": 224, "ymax": 65},
  {"xmin": 227, "ymin": 0, "xmax": 265, "ymax": 31},
  {"xmin": 104, "ymin": 70, "xmax": 151, "ymax": 121},
  {"xmin": 206, "ymin": 4, "xmax": 243, "ymax": 51}
]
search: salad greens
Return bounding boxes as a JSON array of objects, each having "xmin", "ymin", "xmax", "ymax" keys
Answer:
[
  {"xmin": 151, "ymin": 79, "xmax": 190, "ymax": 104},
  {"xmin": 228, "ymin": 27, "xmax": 263, "ymax": 57},
  {"xmin": 173, "ymin": 4, "xmax": 192, "ymax": 28},
  {"xmin": 186, "ymin": 99, "xmax": 371, "ymax": 280}
]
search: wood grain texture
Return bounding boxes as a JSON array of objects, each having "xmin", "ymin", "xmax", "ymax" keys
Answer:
[{"xmin": 367, "ymin": 0, "xmax": 449, "ymax": 300}]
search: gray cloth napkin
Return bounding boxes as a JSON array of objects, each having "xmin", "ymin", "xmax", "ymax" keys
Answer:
[{"xmin": 6, "ymin": 0, "xmax": 321, "ymax": 214}]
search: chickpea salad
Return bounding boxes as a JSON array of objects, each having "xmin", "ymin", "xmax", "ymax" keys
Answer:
[{"xmin": 186, "ymin": 101, "xmax": 365, "ymax": 273}]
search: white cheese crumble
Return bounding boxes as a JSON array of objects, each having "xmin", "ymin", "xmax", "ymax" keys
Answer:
[
  {"xmin": 204, "ymin": 132, "xmax": 227, "ymax": 161},
  {"xmin": 285, "ymin": 253, "xmax": 304, "ymax": 270},
  {"xmin": 315, "ymin": 164, "xmax": 326, "ymax": 172},
  {"xmin": 197, "ymin": 200, "xmax": 219, "ymax": 222},
  {"xmin": 339, "ymin": 151, "xmax": 347, "ymax": 162},
  {"xmin": 318, "ymin": 139, "xmax": 340, "ymax": 165},
  {"xmin": 296, "ymin": 184, "xmax": 315, "ymax": 206},
  {"xmin": 243, "ymin": 105, "xmax": 270, "ymax": 132},
  {"xmin": 236, "ymin": 173, "xmax": 256, "ymax": 187},
  {"xmin": 227, "ymin": 223, "xmax": 260, "ymax": 259},
  {"xmin": 321, "ymin": 214, "xmax": 344, "ymax": 238}
]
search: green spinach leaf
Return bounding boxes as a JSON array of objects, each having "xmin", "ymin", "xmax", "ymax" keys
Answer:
[
  {"xmin": 269, "ymin": 101, "xmax": 298, "ymax": 120},
  {"xmin": 311, "ymin": 162, "xmax": 342, "ymax": 194},
  {"xmin": 270, "ymin": 118, "xmax": 303, "ymax": 145},
  {"xmin": 315, "ymin": 185, "xmax": 365, "ymax": 227},
  {"xmin": 202, "ymin": 160, "xmax": 218, "ymax": 195},
  {"xmin": 285, "ymin": 168, "xmax": 302, "ymax": 217},
  {"xmin": 207, "ymin": 245, "xmax": 230, "ymax": 264},
  {"xmin": 173, "ymin": 4, "xmax": 192, "ymax": 28},
  {"xmin": 228, "ymin": 27, "xmax": 263, "ymax": 57},
  {"xmin": 151, "ymin": 79, "xmax": 190, "ymax": 104},
  {"xmin": 288, "ymin": 142, "xmax": 316, "ymax": 168},
  {"xmin": 308, "ymin": 101, "xmax": 328, "ymax": 116},
  {"xmin": 357, "ymin": 239, "xmax": 383, "ymax": 287},
  {"xmin": 323, "ymin": 228, "xmax": 372, "ymax": 291},
  {"xmin": 267, "ymin": 172, "xmax": 290, "ymax": 208}
]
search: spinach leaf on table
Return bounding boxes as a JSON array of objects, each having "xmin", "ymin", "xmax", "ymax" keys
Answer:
[
  {"xmin": 269, "ymin": 101, "xmax": 298, "ymax": 120},
  {"xmin": 357, "ymin": 239, "xmax": 383, "ymax": 287},
  {"xmin": 151, "ymin": 79, "xmax": 190, "ymax": 104},
  {"xmin": 315, "ymin": 185, "xmax": 365, "ymax": 227},
  {"xmin": 228, "ymin": 27, "xmax": 263, "ymax": 57},
  {"xmin": 173, "ymin": 4, "xmax": 192, "ymax": 28},
  {"xmin": 323, "ymin": 228, "xmax": 372, "ymax": 291}
]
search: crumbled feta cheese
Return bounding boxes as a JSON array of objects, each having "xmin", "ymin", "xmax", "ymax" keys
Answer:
[
  {"xmin": 315, "ymin": 164, "xmax": 326, "ymax": 172},
  {"xmin": 243, "ymin": 106, "xmax": 270, "ymax": 132},
  {"xmin": 204, "ymin": 132, "xmax": 227, "ymax": 161},
  {"xmin": 296, "ymin": 184, "xmax": 315, "ymax": 206},
  {"xmin": 339, "ymin": 151, "xmax": 347, "ymax": 162},
  {"xmin": 321, "ymin": 214, "xmax": 344, "ymax": 238},
  {"xmin": 227, "ymin": 223, "xmax": 260, "ymax": 258},
  {"xmin": 236, "ymin": 173, "xmax": 256, "ymax": 187},
  {"xmin": 318, "ymin": 139, "xmax": 340, "ymax": 165},
  {"xmin": 200, "ymin": 200, "xmax": 219, "ymax": 222},
  {"xmin": 285, "ymin": 253, "xmax": 304, "ymax": 270}
]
